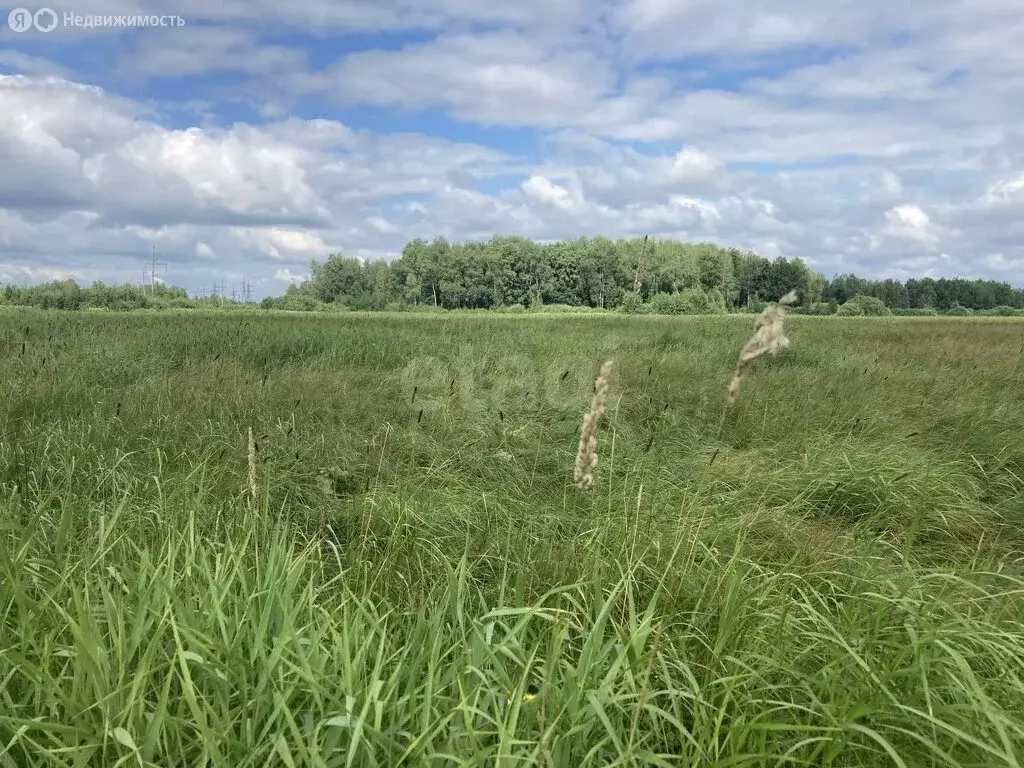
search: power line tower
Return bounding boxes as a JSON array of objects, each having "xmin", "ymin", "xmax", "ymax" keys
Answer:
[{"xmin": 143, "ymin": 245, "xmax": 166, "ymax": 293}]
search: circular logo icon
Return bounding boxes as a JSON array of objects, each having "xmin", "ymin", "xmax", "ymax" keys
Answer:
[
  {"xmin": 7, "ymin": 7, "xmax": 33, "ymax": 31},
  {"xmin": 34, "ymin": 8, "xmax": 58, "ymax": 31}
]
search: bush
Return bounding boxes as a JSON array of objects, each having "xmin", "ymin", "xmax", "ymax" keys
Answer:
[
  {"xmin": 261, "ymin": 294, "xmax": 327, "ymax": 312},
  {"xmin": 343, "ymin": 293, "xmax": 389, "ymax": 311},
  {"xmin": 893, "ymin": 307, "xmax": 939, "ymax": 316},
  {"xmin": 705, "ymin": 288, "xmax": 728, "ymax": 313},
  {"xmin": 620, "ymin": 292, "xmax": 643, "ymax": 314},
  {"xmin": 836, "ymin": 295, "xmax": 892, "ymax": 316},
  {"xmin": 945, "ymin": 304, "xmax": 972, "ymax": 316},
  {"xmin": 646, "ymin": 289, "xmax": 722, "ymax": 315},
  {"xmin": 987, "ymin": 306, "xmax": 1018, "ymax": 316},
  {"xmin": 794, "ymin": 302, "xmax": 836, "ymax": 316},
  {"xmin": 528, "ymin": 303, "xmax": 603, "ymax": 313}
]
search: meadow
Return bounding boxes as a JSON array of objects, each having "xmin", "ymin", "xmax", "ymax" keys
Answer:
[{"xmin": 1, "ymin": 307, "xmax": 1023, "ymax": 767}]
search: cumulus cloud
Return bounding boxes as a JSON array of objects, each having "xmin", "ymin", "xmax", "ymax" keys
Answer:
[
  {"xmin": 300, "ymin": 30, "xmax": 615, "ymax": 128},
  {"xmin": 981, "ymin": 174, "xmax": 1024, "ymax": 207},
  {"xmin": 1, "ymin": 0, "xmax": 1023, "ymax": 296},
  {"xmin": 0, "ymin": 74, "xmax": 527, "ymax": 293},
  {"xmin": 273, "ymin": 268, "xmax": 309, "ymax": 285},
  {"xmin": 884, "ymin": 204, "xmax": 940, "ymax": 246}
]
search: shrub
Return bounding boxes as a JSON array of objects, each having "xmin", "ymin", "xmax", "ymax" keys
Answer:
[
  {"xmin": 620, "ymin": 292, "xmax": 643, "ymax": 314},
  {"xmin": 261, "ymin": 293, "xmax": 327, "ymax": 312},
  {"xmin": 989, "ymin": 306, "xmax": 1018, "ymax": 316},
  {"xmin": 344, "ymin": 293, "xmax": 396, "ymax": 311},
  {"xmin": 793, "ymin": 302, "xmax": 836, "ymax": 316},
  {"xmin": 836, "ymin": 295, "xmax": 892, "ymax": 316},
  {"xmin": 646, "ymin": 289, "xmax": 721, "ymax": 315},
  {"xmin": 945, "ymin": 304, "xmax": 972, "ymax": 316},
  {"xmin": 529, "ymin": 303, "xmax": 603, "ymax": 313}
]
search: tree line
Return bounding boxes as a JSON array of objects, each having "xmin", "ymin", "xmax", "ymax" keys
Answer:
[
  {"xmin": 2, "ymin": 235, "xmax": 1022, "ymax": 315},
  {"xmin": 0, "ymin": 281, "xmax": 263, "ymax": 311},
  {"xmin": 269, "ymin": 235, "xmax": 1024, "ymax": 315}
]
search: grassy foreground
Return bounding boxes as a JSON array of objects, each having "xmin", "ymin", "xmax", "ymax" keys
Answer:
[{"xmin": 2, "ymin": 309, "xmax": 1023, "ymax": 767}]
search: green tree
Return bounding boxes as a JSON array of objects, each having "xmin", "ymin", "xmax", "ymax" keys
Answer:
[{"xmin": 308, "ymin": 254, "xmax": 368, "ymax": 304}]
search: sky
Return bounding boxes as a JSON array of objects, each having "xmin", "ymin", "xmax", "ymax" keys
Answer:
[{"xmin": 1, "ymin": 0, "xmax": 1023, "ymax": 299}]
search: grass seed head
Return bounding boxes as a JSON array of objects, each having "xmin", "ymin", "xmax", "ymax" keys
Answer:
[
  {"xmin": 247, "ymin": 426, "xmax": 258, "ymax": 505},
  {"xmin": 728, "ymin": 292, "xmax": 797, "ymax": 403},
  {"xmin": 574, "ymin": 359, "xmax": 614, "ymax": 490}
]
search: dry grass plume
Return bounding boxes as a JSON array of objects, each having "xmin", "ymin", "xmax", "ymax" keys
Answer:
[
  {"xmin": 575, "ymin": 360, "xmax": 614, "ymax": 490},
  {"xmin": 728, "ymin": 290, "xmax": 798, "ymax": 403},
  {"xmin": 247, "ymin": 426, "xmax": 258, "ymax": 506}
]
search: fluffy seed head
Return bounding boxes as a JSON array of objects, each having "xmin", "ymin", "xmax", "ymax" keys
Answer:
[
  {"xmin": 247, "ymin": 426, "xmax": 258, "ymax": 505},
  {"xmin": 728, "ymin": 291, "xmax": 798, "ymax": 403},
  {"xmin": 574, "ymin": 360, "xmax": 614, "ymax": 490}
]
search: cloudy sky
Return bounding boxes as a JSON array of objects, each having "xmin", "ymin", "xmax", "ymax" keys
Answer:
[{"xmin": 1, "ymin": 0, "xmax": 1023, "ymax": 298}]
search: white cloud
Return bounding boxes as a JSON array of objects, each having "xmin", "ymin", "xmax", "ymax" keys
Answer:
[
  {"xmin": 231, "ymin": 227, "xmax": 331, "ymax": 260},
  {"xmin": 521, "ymin": 176, "xmax": 578, "ymax": 211},
  {"xmin": 114, "ymin": 27, "xmax": 311, "ymax": 80},
  {"xmin": 0, "ymin": 263, "xmax": 86, "ymax": 283},
  {"xmin": 883, "ymin": 204, "xmax": 940, "ymax": 246},
  {"xmin": 981, "ymin": 174, "xmax": 1024, "ymax": 207},
  {"xmin": 1, "ymin": 0, "xmax": 1023, "ymax": 296},
  {"xmin": 273, "ymin": 268, "xmax": 309, "ymax": 284},
  {"xmin": 667, "ymin": 148, "xmax": 722, "ymax": 181},
  {"xmin": 0, "ymin": 74, "xmax": 531, "ymax": 295},
  {"xmin": 301, "ymin": 31, "xmax": 615, "ymax": 128}
]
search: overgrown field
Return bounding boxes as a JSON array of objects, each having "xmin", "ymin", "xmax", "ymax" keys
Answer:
[{"xmin": 2, "ymin": 308, "xmax": 1023, "ymax": 767}]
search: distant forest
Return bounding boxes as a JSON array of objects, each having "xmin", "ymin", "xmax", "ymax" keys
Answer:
[{"xmin": 4, "ymin": 235, "xmax": 1023, "ymax": 316}]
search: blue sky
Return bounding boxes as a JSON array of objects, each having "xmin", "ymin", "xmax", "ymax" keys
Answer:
[{"xmin": 1, "ymin": 0, "xmax": 1023, "ymax": 298}]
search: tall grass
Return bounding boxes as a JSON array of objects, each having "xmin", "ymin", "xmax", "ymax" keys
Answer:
[{"xmin": 2, "ymin": 308, "xmax": 1023, "ymax": 766}]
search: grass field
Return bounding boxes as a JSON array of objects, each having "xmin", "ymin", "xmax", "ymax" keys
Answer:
[{"xmin": 2, "ymin": 308, "xmax": 1023, "ymax": 767}]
